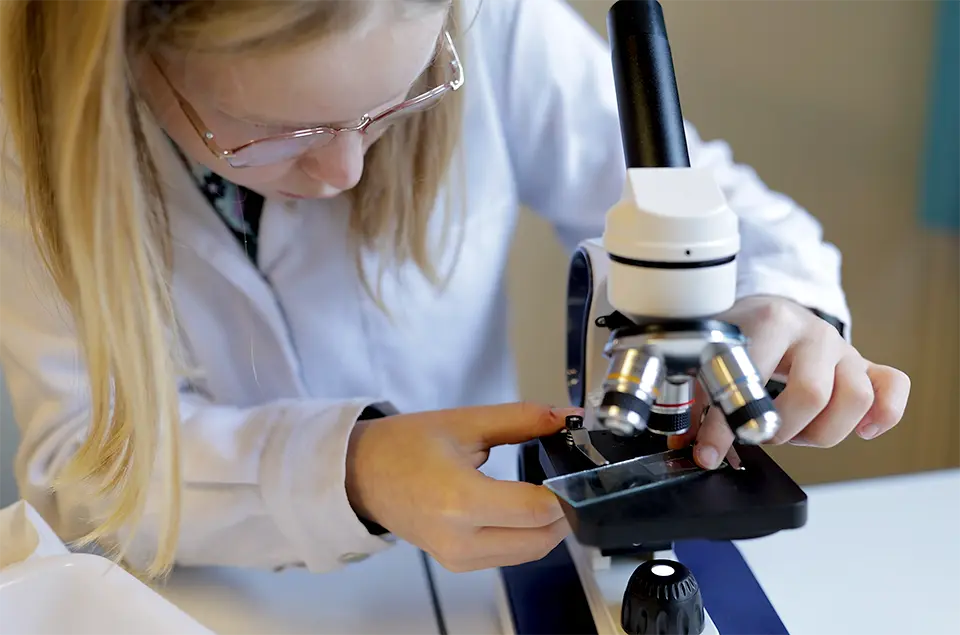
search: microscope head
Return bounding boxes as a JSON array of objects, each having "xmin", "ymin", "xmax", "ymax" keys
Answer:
[
  {"xmin": 570, "ymin": 233, "xmax": 781, "ymax": 447},
  {"xmin": 591, "ymin": 165, "xmax": 782, "ymax": 446},
  {"xmin": 603, "ymin": 168, "xmax": 739, "ymax": 321}
]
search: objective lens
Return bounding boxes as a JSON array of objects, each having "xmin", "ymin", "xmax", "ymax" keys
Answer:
[
  {"xmin": 596, "ymin": 346, "xmax": 664, "ymax": 435},
  {"xmin": 647, "ymin": 375, "xmax": 694, "ymax": 435},
  {"xmin": 698, "ymin": 342, "xmax": 780, "ymax": 444}
]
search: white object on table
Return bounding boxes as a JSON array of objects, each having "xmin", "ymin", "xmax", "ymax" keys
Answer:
[
  {"xmin": 0, "ymin": 554, "xmax": 214, "ymax": 635},
  {"xmin": 0, "ymin": 501, "xmax": 212, "ymax": 635},
  {"xmin": 0, "ymin": 501, "xmax": 68, "ymax": 569}
]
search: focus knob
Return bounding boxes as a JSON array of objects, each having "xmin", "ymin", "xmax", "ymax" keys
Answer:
[{"xmin": 621, "ymin": 559, "xmax": 705, "ymax": 635}]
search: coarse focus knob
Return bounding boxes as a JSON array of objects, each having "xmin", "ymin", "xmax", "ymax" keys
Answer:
[{"xmin": 621, "ymin": 559, "xmax": 705, "ymax": 635}]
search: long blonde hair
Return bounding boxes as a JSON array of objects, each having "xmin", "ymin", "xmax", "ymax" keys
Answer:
[{"xmin": 0, "ymin": 0, "xmax": 463, "ymax": 577}]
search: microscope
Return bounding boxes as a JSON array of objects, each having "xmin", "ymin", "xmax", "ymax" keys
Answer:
[{"xmin": 497, "ymin": 1, "xmax": 809, "ymax": 634}]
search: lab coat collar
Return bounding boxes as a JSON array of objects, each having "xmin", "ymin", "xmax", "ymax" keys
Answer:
[{"xmin": 146, "ymin": 122, "xmax": 308, "ymax": 395}]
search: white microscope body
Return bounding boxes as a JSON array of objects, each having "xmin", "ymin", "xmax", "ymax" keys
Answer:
[
  {"xmin": 539, "ymin": 166, "xmax": 745, "ymax": 635},
  {"xmin": 603, "ymin": 167, "xmax": 739, "ymax": 320},
  {"xmin": 494, "ymin": 2, "xmax": 799, "ymax": 634}
]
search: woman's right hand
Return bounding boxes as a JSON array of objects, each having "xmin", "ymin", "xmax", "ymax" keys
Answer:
[{"xmin": 345, "ymin": 403, "xmax": 577, "ymax": 572}]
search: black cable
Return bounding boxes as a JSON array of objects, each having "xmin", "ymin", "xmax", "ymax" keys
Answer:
[{"xmin": 419, "ymin": 549, "xmax": 449, "ymax": 635}]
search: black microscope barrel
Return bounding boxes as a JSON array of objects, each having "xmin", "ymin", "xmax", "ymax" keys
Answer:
[{"xmin": 607, "ymin": 0, "xmax": 690, "ymax": 169}]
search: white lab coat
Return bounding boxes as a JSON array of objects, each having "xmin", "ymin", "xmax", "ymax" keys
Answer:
[{"xmin": 0, "ymin": 0, "xmax": 850, "ymax": 573}]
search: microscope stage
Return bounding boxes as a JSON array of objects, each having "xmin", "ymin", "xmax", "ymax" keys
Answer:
[{"xmin": 534, "ymin": 431, "xmax": 808, "ymax": 551}]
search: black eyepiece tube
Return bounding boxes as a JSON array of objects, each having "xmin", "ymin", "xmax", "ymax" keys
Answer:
[{"xmin": 607, "ymin": 0, "xmax": 690, "ymax": 169}]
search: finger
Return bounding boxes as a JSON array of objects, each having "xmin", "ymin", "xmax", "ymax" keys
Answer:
[
  {"xmin": 454, "ymin": 472, "xmax": 565, "ymax": 529},
  {"xmin": 472, "ymin": 518, "xmax": 571, "ymax": 567},
  {"xmin": 789, "ymin": 354, "xmax": 873, "ymax": 447},
  {"xmin": 855, "ymin": 364, "xmax": 910, "ymax": 440},
  {"xmin": 435, "ymin": 518, "xmax": 571, "ymax": 573},
  {"xmin": 769, "ymin": 336, "xmax": 841, "ymax": 444},
  {"xmin": 467, "ymin": 448, "xmax": 491, "ymax": 470},
  {"xmin": 674, "ymin": 314, "xmax": 794, "ymax": 454},
  {"xmin": 691, "ymin": 405, "xmax": 735, "ymax": 469},
  {"xmin": 742, "ymin": 312, "xmax": 796, "ymax": 383},
  {"xmin": 454, "ymin": 403, "xmax": 575, "ymax": 450}
]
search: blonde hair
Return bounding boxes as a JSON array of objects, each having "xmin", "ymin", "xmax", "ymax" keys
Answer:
[{"xmin": 0, "ymin": 0, "xmax": 463, "ymax": 577}]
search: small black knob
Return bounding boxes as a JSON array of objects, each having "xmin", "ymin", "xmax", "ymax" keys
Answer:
[
  {"xmin": 566, "ymin": 415, "xmax": 584, "ymax": 429},
  {"xmin": 564, "ymin": 415, "xmax": 581, "ymax": 448},
  {"xmin": 621, "ymin": 559, "xmax": 705, "ymax": 635}
]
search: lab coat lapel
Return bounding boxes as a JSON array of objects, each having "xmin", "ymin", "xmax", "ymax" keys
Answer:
[{"xmin": 149, "ymin": 132, "xmax": 309, "ymax": 397}]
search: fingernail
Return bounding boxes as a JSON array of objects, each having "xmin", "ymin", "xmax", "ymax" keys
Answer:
[
  {"xmin": 695, "ymin": 444, "xmax": 720, "ymax": 470},
  {"xmin": 858, "ymin": 424, "xmax": 880, "ymax": 440}
]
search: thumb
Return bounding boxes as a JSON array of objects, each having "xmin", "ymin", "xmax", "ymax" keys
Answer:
[{"xmin": 455, "ymin": 403, "xmax": 578, "ymax": 450}]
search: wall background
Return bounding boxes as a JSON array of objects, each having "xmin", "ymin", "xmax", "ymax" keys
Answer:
[{"xmin": 507, "ymin": 0, "xmax": 959, "ymax": 485}]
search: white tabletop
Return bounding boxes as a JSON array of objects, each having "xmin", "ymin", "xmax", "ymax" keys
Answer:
[
  {"xmin": 156, "ymin": 541, "xmax": 442, "ymax": 634},
  {"xmin": 160, "ymin": 468, "xmax": 960, "ymax": 635},
  {"xmin": 738, "ymin": 468, "xmax": 960, "ymax": 635}
]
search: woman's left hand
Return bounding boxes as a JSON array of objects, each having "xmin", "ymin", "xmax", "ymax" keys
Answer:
[{"xmin": 668, "ymin": 295, "xmax": 911, "ymax": 469}]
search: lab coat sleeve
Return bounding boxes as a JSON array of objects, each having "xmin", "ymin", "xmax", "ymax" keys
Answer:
[
  {"xmin": 483, "ymin": 0, "xmax": 852, "ymax": 333},
  {"xmin": 0, "ymin": 160, "xmax": 391, "ymax": 572}
]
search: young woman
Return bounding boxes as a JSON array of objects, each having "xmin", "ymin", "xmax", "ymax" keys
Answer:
[{"xmin": 0, "ymin": 0, "xmax": 909, "ymax": 578}]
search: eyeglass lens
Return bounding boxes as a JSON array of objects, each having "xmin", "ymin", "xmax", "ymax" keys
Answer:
[{"xmin": 226, "ymin": 87, "xmax": 449, "ymax": 168}]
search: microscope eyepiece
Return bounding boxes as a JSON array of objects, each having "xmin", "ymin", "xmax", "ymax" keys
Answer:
[{"xmin": 607, "ymin": 0, "xmax": 689, "ymax": 169}]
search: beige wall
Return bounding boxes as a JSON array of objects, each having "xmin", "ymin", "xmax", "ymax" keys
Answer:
[{"xmin": 507, "ymin": 0, "xmax": 959, "ymax": 484}]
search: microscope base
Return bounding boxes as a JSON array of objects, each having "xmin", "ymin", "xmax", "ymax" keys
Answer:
[
  {"xmin": 497, "ymin": 537, "xmax": 789, "ymax": 635},
  {"xmin": 497, "ymin": 540, "xmax": 721, "ymax": 635}
]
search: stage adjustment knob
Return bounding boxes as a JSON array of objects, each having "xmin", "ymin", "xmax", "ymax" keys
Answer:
[{"xmin": 621, "ymin": 559, "xmax": 705, "ymax": 635}]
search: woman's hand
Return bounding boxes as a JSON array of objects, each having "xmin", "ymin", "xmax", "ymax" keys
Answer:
[
  {"xmin": 669, "ymin": 295, "xmax": 911, "ymax": 469},
  {"xmin": 345, "ymin": 402, "xmax": 576, "ymax": 572}
]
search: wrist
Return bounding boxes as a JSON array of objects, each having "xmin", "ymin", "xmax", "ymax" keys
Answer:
[
  {"xmin": 346, "ymin": 402, "xmax": 400, "ymax": 535},
  {"xmin": 345, "ymin": 419, "xmax": 375, "ymax": 524}
]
